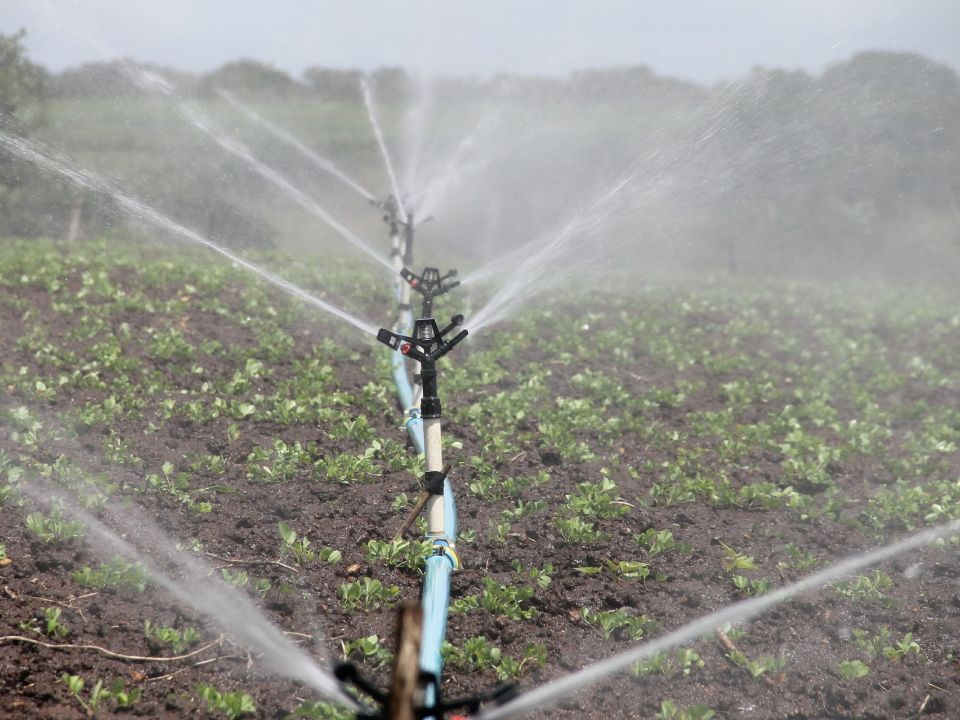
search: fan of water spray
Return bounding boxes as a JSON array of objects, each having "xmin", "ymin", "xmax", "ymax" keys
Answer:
[
  {"xmin": 217, "ymin": 88, "xmax": 376, "ymax": 203},
  {"xmin": 360, "ymin": 75, "xmax": 408, "ymax": 223},
  {"xmin": 479, "ymin": 518, "xmax": 960, "ymax": 720},
  {"xmin": 20, "ymin": 480, "xmax": 358, "ymax": 709},
  {"xmin": 0, "ymin": 130, "xmax": 378, "ymax": 337},
  {"xmin": 127, "ymin": 69, "xmax": 394, "ymax": 274}
]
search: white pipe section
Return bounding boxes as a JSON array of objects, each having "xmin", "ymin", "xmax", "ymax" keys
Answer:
[{"xmin": 423, "ymin": 418, "xmax": 445, "ymax": 536}]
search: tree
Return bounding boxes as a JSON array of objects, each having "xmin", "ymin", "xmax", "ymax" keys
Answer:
[{"xmin": 0, "ymin": 29, "xmax": 46, "ymax": 127}]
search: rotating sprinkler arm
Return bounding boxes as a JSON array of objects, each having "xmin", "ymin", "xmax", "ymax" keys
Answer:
[{"xmin": 401, "ymin": 267, "xmax": 461, "ymax": 319}]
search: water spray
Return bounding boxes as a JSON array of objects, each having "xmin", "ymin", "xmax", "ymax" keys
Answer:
[
  {"xmin": 217, "ymin": 88, "xmax": 377, "ymax": 202},
  {"xmin": 0, "ymin": 130, "xmax": 378, "ymax": 336}
]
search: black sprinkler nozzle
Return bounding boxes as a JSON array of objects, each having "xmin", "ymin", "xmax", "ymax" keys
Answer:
[
  {"xmin": 375, "ymin": 317, "xmax": 469, "ymax": 420},
  {"xmin": 402, "ymin": 266, "xmax": 461, "ymax": 318}
]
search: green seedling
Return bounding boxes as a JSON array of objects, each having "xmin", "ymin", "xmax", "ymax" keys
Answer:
[
  {"xmin": 74, "ymin": 556, "xmax": 149, "ymax": 592},
  {"xmin": 852, "ymin": 626, "xmax": 921, "ymax": 661},
  {"xmin": 731, "ymin": 574, "xmax": 771, "ymax": 595},
  {"xmin": 61, "ymin": 674, "xmax": 141, "ymax": 713},
  {"xmin": 287, "ymin": 700, "xmax": 356, "ymax": 719},
  {"xmin": 581, "ymin": 608, "xmax": 655, "ymax": 640},
  {"xmin": 832, "ymin": 570, "xmax": 895, "ymax": 607},
  {"xmin": 838, "ymin": 659, "xmax": 871, "ymax": 679},
  {"xmin": 631, "ymin": 648, "xmax": 704, "ymax": 678},
  {"xmin": 555, "ymin": 516, "xmax": 607, "ymax": 543},
  {"xmin": 718, "ymin": 542, "xmax": 757, "ymax": 571},
  {"xmin": 655, "ymin": 700, "xmax": 715, "ymax": 720},
  {"xmin": 511, "ymin": 560, "xmax": 554, "ymax": 589},
  {"xmin": 341, "ymin": 634, "xmax": 394, "ymax": 670},
  {"xmin": 563, "ymin": 478, "xmax": 631, "ymax": 518},
  {"xmin": 727, "ymin": 649, "xmax": 785, "ymax": 678},
  {"xmin": 144, "ymin": 620, "xmax": 200, "ymax": 654},
  {"xmin": 44, "ymin": 607, "xmax": 69, "ymax": 638},
  {"xmin": 451, "ymin": 578, "xmax": 538, "ymax": 621},
  {"xmin": 25, "ymin": 505, "xmax": 86, "ymax": 545},
  {"xmin": 338, "ymin": 577, "xmax": 400, "ymax": 611},
  {"xmin": 634, "ymin": 528, "xmax": 693, "ymax": 557},
  {"xmin": 221, "ymin": 568, "xmax": 249, "ymax": 588},
  {"xmin": 365, "ymin": 538, "xmax": 432, "ymax": 571},
  {"xmin": 442, "ymin": 636, "xmax": 547, "ymax": 680},
  {"xmin": 489, "ymin": 519, "xmax": 512, "ymax": 544},
  {"xmin": 196, "ymin": 683, "xmax": 256, "ymax": 719}
]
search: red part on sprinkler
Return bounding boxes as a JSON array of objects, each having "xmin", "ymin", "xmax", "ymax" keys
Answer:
[
  {"xmin": 410, "ymin": 278, "xmax": 419, "ymax": 286},
  {"xmin": 400, "ymin": 342, "xmax": 412, "ymax": 355}
]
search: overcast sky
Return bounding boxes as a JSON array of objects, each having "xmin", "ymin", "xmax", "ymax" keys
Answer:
[{"xmin": 1, "ymin": 0, "xmax": 957, "ymax": 84}]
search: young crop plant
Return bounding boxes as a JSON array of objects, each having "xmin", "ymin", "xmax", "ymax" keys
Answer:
[
  {"xmin": 195, "ymin": 683, "xmax": 256, "ymax": 719},
  {"xmin": 631, "ymin": 648, "xmax": 704, "ymax": 678},
  {"xmin": 852, "ymin": 626, "xmax": 921, "ymax": 661},
  {"xmin": 554, "ymin": 516, "xmax": 608, "ymax": 544},
  {"xmin": 511, "ymin": 560, "xmax": 554, "ymax": 589},
  {"xmin": 365, "ymin": 538, "xmax": 432, "ymax": 571},
  {"xmin": 341, "ymin": 634, "xmax": 394, "ymax": 670},
  {"xmin": 20, "ymin": 607, "xmax": 70, "ymax": 639},
  {"xmin": 655, "ymin": 700, "xmax": 715, "ymax": 720},
  {"xmin": 278, "ymin": 522, "xmax": 342, "ymax": 565},
  {"xmin": 146, "ymin": 461, "xmax": 213, "ymax": 513},
  {"xmin": 837, "ymin": 659, "xmax": 871, "ymax": 680},
  {"xmin": 581, "ymin": 608, "xmax": 656, "ymax": 641},
  {"xmin": 338, "ymin": 577, "xmax": 400, "ymax": 611},
  {"xmin": 716, "ymin": 540, "xmax": 770, "ymax": 594},
  {"xmin": 634, "ymin": 528, "xmax": 694, "ymax": 557},
  {"xmin": 25, "ymin": 504, "xmax": 86, "ymax": 545},
  {"xmin": 73, "ymin": 556, "xmax": 149, "ymax": 592},
  {"xmin": 144, "ymin": 620, "xmax": 200, "ymax": 654},
  {"xmin": 451, "ymin": 578, "xmax": 538, "ymax": 621},
  {"xmin": 61, "ymin": 674, "xmax": 141, "ymax": 714},
  {"xmin": 443, "ymin": 636, "xmax": 547, "ymax": 680},
  {"xmin": 500, "ymin": 499, "xmax": 547, "ymax": 523},
  {"xmin": 727, "ymin": 648, "xmax": 786, "ymax": 679},
  {"xmin": 563, "ymin": 478, "xmax": 631, "ymax": 518},
  {"xmin": 832, "ymin": 570, "xmax": 895, "ymax": 607},
  {"xmin": 314, "ymin": 445, "xmax": 382, "ymax": 484},
  {"xmin": 247, "ymin": 439, "xmax": 312, "ymax": 483}
]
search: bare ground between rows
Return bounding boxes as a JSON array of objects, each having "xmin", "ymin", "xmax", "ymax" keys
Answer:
[{"xmin": 2, "ymin": 277, "xmax": 959, "ymax": 719}]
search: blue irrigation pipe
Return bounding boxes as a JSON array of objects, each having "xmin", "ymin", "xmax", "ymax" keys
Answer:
[{"xmin": 389, "ymin": 285, "xmax": 459, "ymax": 716}]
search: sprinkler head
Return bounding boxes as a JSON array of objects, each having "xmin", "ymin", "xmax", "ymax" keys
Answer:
[{"xmin": 401, "ymin": 266, "xmax": 461, "ymax": 319}]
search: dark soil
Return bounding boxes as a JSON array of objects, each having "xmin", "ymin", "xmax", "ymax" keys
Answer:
[{"xmin": 2, "ymin": 248, "xmax": 959, "ymax": 720}]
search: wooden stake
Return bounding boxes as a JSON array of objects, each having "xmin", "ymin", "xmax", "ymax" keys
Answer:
[{"xmin": 387, "ymin": 602, "xmax": 422, "ymax": 720}]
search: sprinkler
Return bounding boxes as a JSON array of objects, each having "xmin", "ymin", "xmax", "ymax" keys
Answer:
[
  {"xmin": 401, "ymin": 266, "xmax": 460, "ymax": 320},
  {"xmin": 335, "ymin": 605, "xmax": 518, "ymax": 720},
  {"xmin": 376, "ymin": 314, "xmax": 468, "ymax": 718}
]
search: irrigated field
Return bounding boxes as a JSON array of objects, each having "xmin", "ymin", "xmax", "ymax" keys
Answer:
[{"xmin": 2, "ymin": 238, "xmax": 960, "ymax": 719}]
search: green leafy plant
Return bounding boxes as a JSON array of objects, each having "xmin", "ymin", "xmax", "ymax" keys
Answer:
[
  {"xmin": 61, "ymin": 674, "xmax": 140, "ymax": 713},
  {"xmin": 655, "ymin": 700, "xmax": 715, "ymax": 720},
  {"xmin": 144, "ymin": 620, "xmax": 200, "ymax": 654},
  {"xmin": 832, "ymin": 571, "xmax": 895, "ymax": 607},
  {"xmin": 727, "ymin": 649, "xmax": 785, "ymax": 679},
  {"xmin": 442, "ymin": 636, "xmax": 547, "ymax": 679},
  {"xmin": 631, "ymin": 648, "xmax": 704, "ymax": 678},
  {"xmin": 365, "ymin": 538, "xmax": 432, "ymax": 571},
  {"xmin": 25, "ymin": 505, "xmax": 85, "ymax": 545},
  {"xmin": 73, "ymin": 556, "xmax": 149, "ymax": 592},
  {"xmin": 196, "ymin": 683, "xmax": 256, "ymax": 719},
  {"xmin": 341, "ymin": 634, "xmax": 393, "ymax": 670},
  {"xmin": 581, "ymin": 608, "xmax": 655, "ymax": 640},
  {"xmin": 838, "ymin": 659, "xmax": 871, "ymax": 679},
  {"xmin": 338, "ymin": 577, "xmax": 400, "ymax": 611}
]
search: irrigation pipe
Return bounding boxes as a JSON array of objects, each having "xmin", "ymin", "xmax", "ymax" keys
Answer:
[
  {"xmin": 478, "ymin": 518, "xmax": 960, "ymax": 720},
  {"xmin": 378, "ymin": 216, "xmax": 464, "ymax": 716}
]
